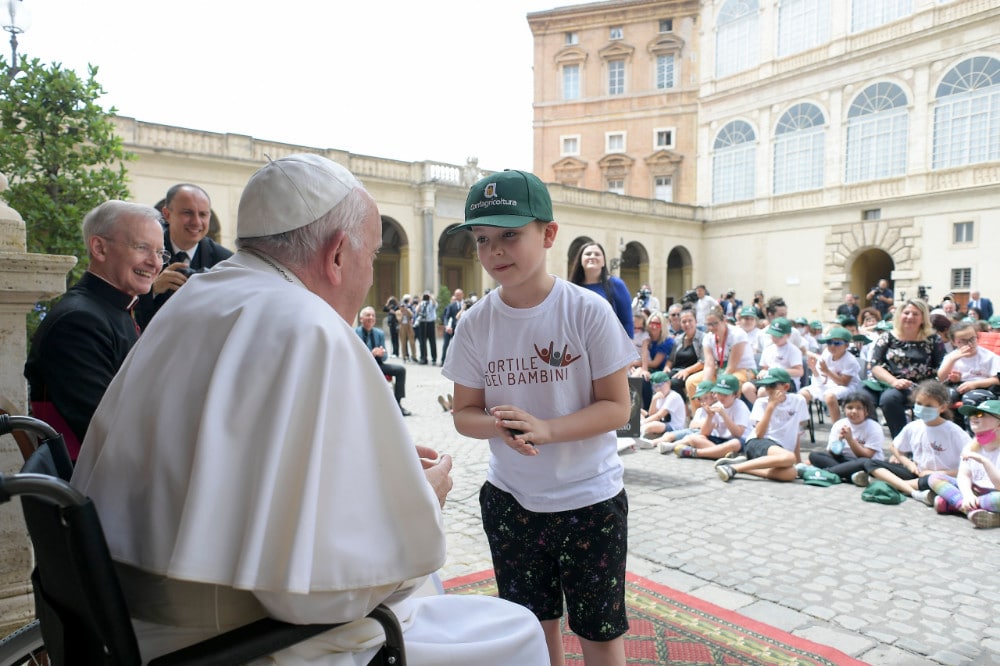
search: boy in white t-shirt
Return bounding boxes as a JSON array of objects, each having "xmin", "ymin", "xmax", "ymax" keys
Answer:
[
  {"xmin": 717, "ymin": 367, "xmax": 809, "ymax": 482},
  {"xmin": 443, "ymin": 170, "xmax": 638, "ymax": 666},
  {"xmin": 742, "ymin": 317, "xmax": 803, "ymax": 404},
  {"xmin": 800, "ymin": 326, "xmax": 862, "ymax": 422},
  {"xmin": 675, "ymin": 374, "xmax": 750, "ymax": 460},
  {"xmin": 937, "ymin": 321, "xmax": 1000, "ymax": 396},
  {"xmin": 653, "ymin": 380, "xmax": 716, "ymax": 454},
  {"xmin": 639, "ymin": 371, "xmax": 687, "ymax": 440}
]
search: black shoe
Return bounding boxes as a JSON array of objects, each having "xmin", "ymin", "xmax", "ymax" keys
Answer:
[
  {"xmin": 400, "ymin": 405, "xmax": 412, "ymax": 416},
  {"xmin": 418, "ymin": 360, "xmax": 428, "ymax": 365}
]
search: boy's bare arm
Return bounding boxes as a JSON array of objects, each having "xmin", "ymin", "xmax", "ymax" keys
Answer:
[{"xmin": 452, "ymin": 384, "xmax": 503, "ymax": 440}]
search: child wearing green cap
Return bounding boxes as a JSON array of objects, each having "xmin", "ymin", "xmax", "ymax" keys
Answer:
[
  {"xmin": 443, "ymin": 170, "xmax": 638, "ymax": 665},
  {"xmin": 716, "ymin": 368, "xmax": 809, "ymax": 482},
  {"xmin": 639, "ymin": 371, "xmax": 687, "ymax": 440},
  {"xmin": 926, "ymin": 400, "xmax": 1000, "ymax": 527},
  {"xmin": 674, "ymin": 374, "xmax": 750, "ymax": 460},
  {"xmin": 651, "ymin": 380, "xmax": 716, "ymax": 454}
]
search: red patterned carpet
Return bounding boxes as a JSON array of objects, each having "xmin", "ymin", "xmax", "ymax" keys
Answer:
[{"xmin": 444, "ymin": 570, "xmax": 867, "ymax": 665}]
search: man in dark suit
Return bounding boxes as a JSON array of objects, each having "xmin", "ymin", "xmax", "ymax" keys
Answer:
[
  {"xmin": 24, "ymin": 200, "xmax": 165, "ymax": 458},
  {"xmin": 440, "ymin": 288, "xmax": 464, "ymax": 364},
  {"xmin": 356, "ymin": 306, "xmax": 411, "ymax": 415},
  {"xmin": 134, "ymin": 183, "xmax": 233, "ymax": 328},
  {"xmin": 968, "ymin": 290, "xmax": 994, "ymax": 320}
]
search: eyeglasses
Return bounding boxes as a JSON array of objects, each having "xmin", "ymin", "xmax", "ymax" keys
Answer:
[
  {"xmin": 648, "ymin": 322, "xmax": 662, "ymax": 328},
  {"xmin": 100, "ymin": 237, "xmax": 170, "ymax": 263},
  {"xmin": 669, "ymin": 313, "xmax": 680, "ymax": 318},
  {"xmin": 954, "ymin": 336, "xmax": 978, "ymax": 345},
  {"xmin": 826, "ymin": 340, "xmax": 846, "ymax": 346},
  {"xmin": 968, "ymin": 411, "xmax": 990, "ymax": 419}
]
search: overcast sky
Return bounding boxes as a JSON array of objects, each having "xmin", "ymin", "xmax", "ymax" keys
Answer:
[{"xmin": 12, "ymin": 0, "xmax": 568, "ymax": 171}]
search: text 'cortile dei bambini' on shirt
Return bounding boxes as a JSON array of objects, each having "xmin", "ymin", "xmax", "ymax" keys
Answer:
[{"xmin": 484, "ymin": 342, "xmax": 582, "ymax": 387}]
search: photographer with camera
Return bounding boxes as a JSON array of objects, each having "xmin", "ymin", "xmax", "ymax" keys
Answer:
[
  {"xmin": 631, "ymin": 283, "xmax": 661, "ymax": 315},
  {"xmin": 866, "ymin": 278, "xmax": 894, "ymax": 317},
  {"xmin": 134, "ymin": 183, "xmax": 234, "ymax": 328}
]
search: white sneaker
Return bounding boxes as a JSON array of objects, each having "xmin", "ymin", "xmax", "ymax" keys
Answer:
[
  {"xmin": 851, "ymin": 471, "xmax": 869, "ymax": 487},
  {"xmin": 635, "ymin": 437, "xmax": 656, "ymax": 449},
  {"xmin": 713, "ymin": 455, "xmax": 747, "ymax": 468},
  {"xmin": 911, "ymin": 490, "xmax": 934, "ymax": 506},
  {"xmin": 658, "ymin": 441, "xmax": 677, "ymax": 455}
]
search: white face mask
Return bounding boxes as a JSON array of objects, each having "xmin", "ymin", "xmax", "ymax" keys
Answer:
[{"xmin": 912, "ymin": 405, "xmax": 940, "ymax": 423}]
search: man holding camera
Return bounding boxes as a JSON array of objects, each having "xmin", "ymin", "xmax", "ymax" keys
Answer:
[
  {"xmin": 134, "ymin": 183, "xmax": 233, "ymax": 328},
  {"xmin": 866, "ymin": 278, "xmax": 894, "ymax": 317},
  {"xmin": 632, "ymin": 283, "xmax": 661, "ymax": 314}
]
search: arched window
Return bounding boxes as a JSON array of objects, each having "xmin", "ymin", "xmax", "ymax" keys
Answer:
[
  {"xmin": 778, "ymin": 0, "xmax": 830, "ymax": 58},
  {"xmin": 713, "ymin": 120, "xmax": 756, "ymax": 203},
  {"xmin": 933, "ymin": 56, "xmax": 1000, "ymax": 169},
  {"xmin": 774, "ymin": 103, "xmax": 825, "ymax": 194},
  {"xmin": 716, "ymin": 0, "xmax": 759, "ymax": 79},
  {"xmin": 850, "ymin": 0, "xmax": 911, "ymax": 34},
  {"xmin": 844, "ymin": 82, "xmax": 908, "ymax": 183}
]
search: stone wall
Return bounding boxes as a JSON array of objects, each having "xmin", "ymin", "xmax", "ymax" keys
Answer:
[{"xmin": 0, "ymin": 173, "xmax": 77, "ymax": 636}]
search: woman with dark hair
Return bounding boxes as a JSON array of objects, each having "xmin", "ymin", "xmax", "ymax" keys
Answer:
[{"xmin": 570, "ymin": 242, "xmax": 633, "ymax": 337}]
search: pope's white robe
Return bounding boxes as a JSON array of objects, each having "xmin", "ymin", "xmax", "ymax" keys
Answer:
[{"xmin": 72, "ymin": 252, "xmax": 546, "ymax": 665}]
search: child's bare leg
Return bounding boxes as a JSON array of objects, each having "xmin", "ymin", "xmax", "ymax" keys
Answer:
[
  {"xmin": 690, "ymin": 439, "xmax": 741, "ymax": 459},
  {"xmin": 541, "ymin": 619, "xmax": 565, "ymax": 666},
  {"xmin": 871, "ymin": 468, "xmax": 921, "ymax": 495},
  {"xmin": 741, "ymin": 382, "xmax": 756, "ymax": 405},
  {"xmin": 731, "ymin": 448, "xmax": 797, "ymax": 480},
  {"xmin": 642, "ymin": 421, "xmax": 666, "ymax": 437},
  {"xmin": 579, "ymin": 635, "xmax": 625, "ymax": 666},
  {"xmin": 825, "ymin": 393, "xmax": 841, "ymax": 421}
]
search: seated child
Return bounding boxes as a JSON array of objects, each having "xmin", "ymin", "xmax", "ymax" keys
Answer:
[
  {"xmin": 717, "ymin": 367, "xmax": 808, "ymax": 482},
  {"xmin": 807, "ymin": 391, "xmax": 884, "ymax": 481},
  {"xmin": 800, "ymin": 327, "xmax": 862, "ymax": 422},
  {"xmin": 857, "ymin": 380, "xmax": 966, "ymax": 503},
  {"xmin": 742, "ymin": 318, "xmax": 803, "ymax": 404},
  {"xmin": 927, "ymin": 399, "xmax": 1000, "ymax": 528},
  {"xmin": 674, "ymin": 374, "xmax": 750, "ymax": 460},
  {"xmin": 639, "ymin": 371, "xmax": 687, "ymax": 440},
  {"xmin": 654, "ymin": 380, "xmax": 715, "ymax": 454}
]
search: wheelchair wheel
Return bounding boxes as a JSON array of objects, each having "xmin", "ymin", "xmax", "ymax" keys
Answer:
[{"xmin": 0, "ymin": 620, "xmax": 48, "ymax": 666}]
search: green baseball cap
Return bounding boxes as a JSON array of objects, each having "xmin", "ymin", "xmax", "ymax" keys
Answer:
[
  {"xmin": 809, "ymin": 320, "xmax": 823, "ymax": 330},
  {"xmin": 449, "ymin": 170, "xmax": 553, "ymax": 234},
  {"xmin": 794, "ymin": 316, "xmax": 809, "ymax": 326},
  {"xmin": 989, "ymin": 315, "xmax": 1000, "ymax": 329},
  {"xmin": 766, "ymin": 317, "xmax": 792, "ymax": 337},
  {"xmin": 712, "ymin": 374, "xmax": 740, "ymax": 395},
  {"xmin": 650, "ymin": 371, "xmax": 670, "ymax": 385},
  {"xmin": 738, "ymin": 305, "xmax": 758, "ymax": 318},
  {"xmin": 693, "ymin": 380, "xmax": 716, "ymax": 398},
  {"xmin": 958, "ymin": 399, "xmax": 1000, "ymax": 418},
  {"xmin": 756, "ymin": 367, "xmax": 792, "ymax": 385},
  {"xmin": 818, "ymin": 327, "xmax": 852, "ymax": 343}
]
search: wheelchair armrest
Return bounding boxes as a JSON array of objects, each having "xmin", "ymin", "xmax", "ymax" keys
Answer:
[{"xmin": 148, "ymin": 603, "xmax": 404, "ymax": 666}]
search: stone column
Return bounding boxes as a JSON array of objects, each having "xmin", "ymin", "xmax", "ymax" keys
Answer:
[{"xmin": 0, "ymin": 173, "xmax": 77, "ymax": 636}]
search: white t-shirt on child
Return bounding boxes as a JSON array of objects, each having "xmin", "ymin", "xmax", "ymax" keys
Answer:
[
  {"xmin": 652, "ymin": 390, "xmax": 687, "ymax": 430},
  {"xmin": 960, "ymin": 444, "xmax": 1000, "ymax": 489},
  {"xmin": 709, "ymin": 399, "xmax": 751, "ymax": 439},
  {"xmin": 894, "ymin": 419, "xmax": 966, "ymax": 472},
  {"xmin": 443, "ymin": 278, "xmax": 639, "ymax": 512},
  {"xmin": 827, "ymin": 417, "xmax": 885, "ymax": 461},
  {"xmin": 750, "ymin": 393, "xmax": 809, "ymax": 451}
]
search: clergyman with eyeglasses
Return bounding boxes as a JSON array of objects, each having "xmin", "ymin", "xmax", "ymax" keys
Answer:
[{"xmin": 24, "ymin": 200, "xmax": 165, "ymax": 459}]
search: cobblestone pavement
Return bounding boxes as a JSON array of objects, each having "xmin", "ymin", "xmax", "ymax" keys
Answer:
[{"xmin": 396, "ymin": 358, "xmax": 999, "ymax": 665}]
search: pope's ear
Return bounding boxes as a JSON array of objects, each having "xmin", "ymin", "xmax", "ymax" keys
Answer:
[{"xmin": 321, "ymin": 229, "xmax": 348, "ymax": 285}]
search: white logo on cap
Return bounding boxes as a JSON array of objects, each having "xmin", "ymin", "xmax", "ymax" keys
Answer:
[{"xmin": 484, "ymin": 183, "xmax": 497, "ymax": 198}]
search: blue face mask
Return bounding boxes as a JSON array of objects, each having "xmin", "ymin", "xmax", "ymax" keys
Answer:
[{"xmin": 912, "ymin": 405, "xmax": 940, "ymax": 423}]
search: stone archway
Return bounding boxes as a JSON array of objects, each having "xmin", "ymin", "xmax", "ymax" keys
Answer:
[
  {"xmin": 371, "ymin": 216, "xmax": 408, "ymax": 310},
  {"xmin": 438, "ymin": 223, "xmax": 478, "ymax": 298},
  {"xmin": 665, "ymin": 245, "xmax": 693, "ymax": 306},
  {"xmin": 823, "ymin": 218, "xmax": 917, "ymax": 316},
  {"xmin": 620, "ymin": 241, "xmax": 649, "ymax": 296}
]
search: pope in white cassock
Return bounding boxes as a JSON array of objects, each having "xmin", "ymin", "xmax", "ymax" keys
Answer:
[{"xmin": 71, "ymin": 154, "xmax": 548, "ymax": 664}]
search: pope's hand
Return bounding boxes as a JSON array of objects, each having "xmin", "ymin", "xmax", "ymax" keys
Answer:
[{"xmin": 418, "ymin": 446, "xmax": 453, "ymax": 508}]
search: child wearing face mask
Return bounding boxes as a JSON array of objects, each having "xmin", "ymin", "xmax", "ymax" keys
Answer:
[
  {"xmin": 925, "ymin": 400, "xmax": 1000, "ymax": 528},
  {"xmin": 856, "ymin": 380, "xmax": 966, "ymax": 503}
]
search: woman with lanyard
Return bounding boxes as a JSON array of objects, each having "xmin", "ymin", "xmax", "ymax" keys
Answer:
[
  {"xmin": 699, "ymin": 305, "xmax": 757, "ymax": 389},
  {"xmin": 866, "ymin": 298, "xmax": 946, "ymax": 437},
  {"xmin": 569, "ymin": 242, "xmax": 633, "ymax": 337}
]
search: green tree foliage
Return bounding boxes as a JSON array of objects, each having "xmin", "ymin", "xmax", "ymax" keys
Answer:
[{"xmin": 0, "ymin": 55, "xmax": 133, "ymax": 331}]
